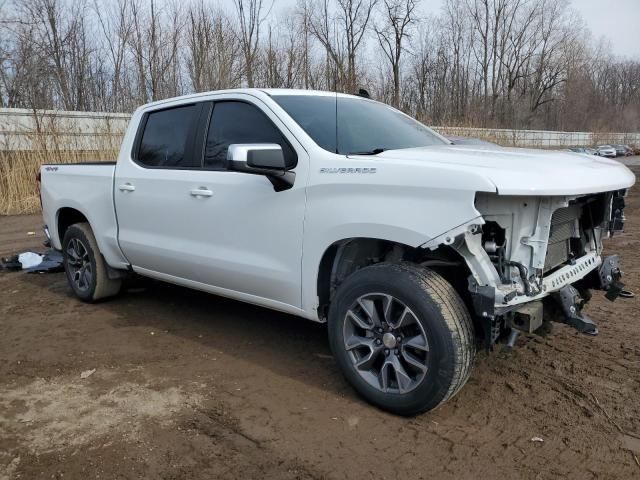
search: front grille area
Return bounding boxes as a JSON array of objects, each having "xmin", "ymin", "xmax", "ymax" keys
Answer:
[{"xmin": 544, "ymin": 205, "xmax": 582, "ymax": 272}]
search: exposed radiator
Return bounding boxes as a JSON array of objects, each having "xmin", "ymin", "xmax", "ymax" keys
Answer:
[{"xmin": 544, "ymin": 205, "xmax": 582, "ymax": 272}]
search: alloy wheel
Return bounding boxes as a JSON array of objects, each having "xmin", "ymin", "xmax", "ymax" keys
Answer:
[
  {"xmin": 343, "ymin": 293, "xmax": 429, "ymax": 394},
  {"xmin": 66, "ymin": 238, "xmax": 92, "ymax": 293}
]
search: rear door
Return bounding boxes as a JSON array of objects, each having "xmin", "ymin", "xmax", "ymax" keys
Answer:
[{"xmin": 114, "ymin": 102, "xmax": 209, "ymax": 279}]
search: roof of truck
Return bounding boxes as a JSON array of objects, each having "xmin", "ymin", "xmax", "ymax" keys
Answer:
[
  {"xmin": 261, "ymin": 88, "xmax": 360, "ymax": 98},
  {"xmin": 136, "ymin": 88, "xmax": 361, "ymax": 112}
]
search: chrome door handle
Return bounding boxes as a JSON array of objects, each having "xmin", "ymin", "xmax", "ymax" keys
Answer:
[
  {"xmin": 190, "ymin": 187, "xmax": 213, "ymax": 197},
  {"xmin": 119, "ymin": 183, "xmax": 135, "ymax": 192}
]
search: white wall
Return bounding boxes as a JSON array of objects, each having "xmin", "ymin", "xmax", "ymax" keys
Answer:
[{"xmin": 0, "ymin": 108, "xmax": 129, "ymax": 151}]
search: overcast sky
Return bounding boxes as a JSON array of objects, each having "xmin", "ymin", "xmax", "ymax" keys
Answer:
[
  {"xmin": 415, "ymin": 0, "xmax": 640, "ymax": 59},
  {"xmin": 572, "ymin": 0, "xmax": 640, "ymax": 59}
]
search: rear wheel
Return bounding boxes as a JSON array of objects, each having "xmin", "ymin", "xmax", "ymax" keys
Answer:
[
  {"xmin": 328, "ymin": 262, "xmax": 475, "ymax": 415},
  {"xmin": 62, "ymin": 223, "xmax": 121, "ymax": 302}
]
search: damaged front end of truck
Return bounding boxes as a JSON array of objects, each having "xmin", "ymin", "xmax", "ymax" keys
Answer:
[{"xmin": 428, "ymin": 189, "xmax": 631, "ymax": 350}]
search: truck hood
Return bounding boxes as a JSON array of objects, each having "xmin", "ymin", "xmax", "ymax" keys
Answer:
[{"xmin": 374, "ymin": 145, "xmax": 636, "ymax": 196}]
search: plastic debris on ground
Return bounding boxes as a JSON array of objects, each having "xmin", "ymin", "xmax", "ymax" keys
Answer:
[
  {"xmin": 18, "ymin": 252, "xmax": 43, "ymax": 269},
  {"xmin": 26, "ymin": 250, "xmax": 64, "ymax": 273},
  {"xmin": 0, "ymin": 249, "xmax": 64, "ymax": 273},
  {"xmin": 80, "ymin": 368, "xmax": 96, "ymax": 379}
]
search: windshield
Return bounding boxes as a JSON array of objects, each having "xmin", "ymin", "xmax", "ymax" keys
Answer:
[{"xmin": 272, "ymin": 94, "xmax": 448, "ymax": 155}]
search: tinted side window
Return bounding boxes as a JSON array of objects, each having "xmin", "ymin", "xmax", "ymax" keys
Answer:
[
  {"xmin": 204, "ymin": 101, "xmax": 297, "ymax": 169},
  {"xmin": 138, "ymin": 105, "xmax": 199, "ymax": 168}
]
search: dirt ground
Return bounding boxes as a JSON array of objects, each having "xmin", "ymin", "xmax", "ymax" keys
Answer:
[{"xmin": 1, "ymin": 168, "xmax": 640, "ymax": 480}]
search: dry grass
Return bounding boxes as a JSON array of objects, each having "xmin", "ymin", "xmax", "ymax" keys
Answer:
[
  {"xmin": 1, "ymin": 120, "xmax": 123, "ymax": 215},
  {"xmin": 0, "ymin": 147, "xmax": 118, "ymax": 216}
]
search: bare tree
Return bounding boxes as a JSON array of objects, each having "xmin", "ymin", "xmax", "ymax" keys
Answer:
[
  {"xmin": 93, "ymin": 0, "xmax": 132, "ymax": 111},
  {"xmin": 0, "ymin": 0, "xmax": 638, "ymax": 133},
  {"xmin": 128, "ymin": 0, "xmax": 183, "ymax": 102},
  {"xmin": 309, "ymin": 0, "xmax": 377, "ymax": 92},
  {"xmin": 373, "ymin": 0, "xmax": 417, "ymax": 107},
  {"xmin": 14, "ymin": 0, "xmax": 96, "ymax": 110},
  {"xmin": 234, "ymin": 0, "xmax": 271, "ymax": 87},
  {"xmin": 261, "ymin": 18, "xmax": 307, "ymax": 88},
  {"xmin": 186, "ymin": 2, "xmax": 242, "ymax": 92},
  {"xmin": 527, "ymin": 0, "xmax": 575, "ymax": 117}
]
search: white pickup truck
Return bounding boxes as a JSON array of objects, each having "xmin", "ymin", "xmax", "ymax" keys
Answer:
[{"xmin": 40, "ymin": 89, "xmax": 635, "ymax": 415}]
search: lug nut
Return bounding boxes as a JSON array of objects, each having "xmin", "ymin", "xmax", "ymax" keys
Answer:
[
  {"xmin": 375, "ymin": 338, "xmax": 382, "ymax": 345},
  {"xmin": 395, "ymin": 349, "xmax": 399, "ymax": 355},
  {"xmin": 396, "ymin": 336, "xmax": 402, "ymax": 343},
  {"xmin": 384, "ymin": 349, "xmax": 390, "ymax": 356}
]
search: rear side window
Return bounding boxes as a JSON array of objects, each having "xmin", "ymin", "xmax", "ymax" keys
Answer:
[
  {"xmin": 204, "ymin": 101, "xmax": 297, "ymax": 169},
  {"xmin": 137, "ymin": 105, "xmax": 200, "ymax": 168}
]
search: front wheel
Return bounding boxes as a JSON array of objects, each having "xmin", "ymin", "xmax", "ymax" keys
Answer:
[
  {"xmin": 328, "ymin": 263, "xmax": 475, "ymax": 415},
  {"xmin": 62, "ymin": 223, "xmax": 121, "ymax": 302}
]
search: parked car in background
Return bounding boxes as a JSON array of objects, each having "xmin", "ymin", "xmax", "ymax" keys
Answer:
[
  {"xmin": 569, "ymin": 147, "xmax": 598, "ymax": 156},
  {"xmin": 447, "ymin": 136, "xmax": 500, "ymax": 147},
  {"xmin": 597, "ymin": 145, "xmax": 617, "ymax": 158},
  {"xmin": 613, "ymin": 145, "xmax": 628, "ymax": 157}
]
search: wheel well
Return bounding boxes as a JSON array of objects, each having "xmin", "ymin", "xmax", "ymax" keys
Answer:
[
  {"xmin": 57, "ymin": 208, "xmax": 88, "ymax": 244},
  {"xmin": 316, "ymin": 238, "xmax": 473, "ymax": 321}
]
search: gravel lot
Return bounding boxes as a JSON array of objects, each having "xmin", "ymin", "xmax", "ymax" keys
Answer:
[{"xmin": 1, "ymin": 165, "xmax": 639, "ymax": 480}]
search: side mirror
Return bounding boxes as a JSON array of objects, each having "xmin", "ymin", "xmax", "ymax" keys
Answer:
[
  {"xmin": 227, "ymin": 144, "xmax": 285, "ymax": 173},
  {"xmin": 226, "ymin": 143, "xmax": 295, "ymax": 191}
]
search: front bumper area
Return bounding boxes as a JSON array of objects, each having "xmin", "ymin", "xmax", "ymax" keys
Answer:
[
  {"xmin": 495, "ymin": 251, "xmax": 601, "ymax": 313},
  {"xmin": 450, "ymin": 189, "xmax": 633, "ymax": 348},
  {"xmin": 468, "ymin": 253, "xmax": 628, "ymax": 348}
]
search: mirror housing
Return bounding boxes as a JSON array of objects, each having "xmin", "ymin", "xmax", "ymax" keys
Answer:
[{"xmin": 226, "ymin": 144, "xmax": 295, "ymax": 191}]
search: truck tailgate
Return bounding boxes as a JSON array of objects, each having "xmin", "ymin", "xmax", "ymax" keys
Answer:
[{"xmin": 40, "ymin": 162, "xmax": 129, "ymax": 269}]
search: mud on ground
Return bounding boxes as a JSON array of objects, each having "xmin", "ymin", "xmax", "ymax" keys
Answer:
[{"xmin": 1, "ymin": 169, "xmax": 639, "ymax": 480}]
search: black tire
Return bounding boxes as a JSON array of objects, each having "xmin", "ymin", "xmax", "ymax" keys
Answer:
[
  {"xmin": 328, "ymin": 262, "xmax": 475, "ymax": 415},
  {"xmin": 62, "ymin": 223, "xmax": 121, "ymax": 302}
]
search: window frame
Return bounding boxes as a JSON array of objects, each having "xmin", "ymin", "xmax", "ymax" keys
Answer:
[
  {"xmin": 198, "ymin": 99, "xmax": 299, "ymax": 172},
  {"xmin": 131, "ymin": 102, "xmax": 205, "ymax": 170}
]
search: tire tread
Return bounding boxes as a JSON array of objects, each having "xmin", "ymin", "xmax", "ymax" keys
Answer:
[
  {"xmin": 64, "ymin": 223, "xmax": 121, "ymax": 302},
  {"xmin": 353, "ymin": 262, "xmax": 475, "ymax": 413}
]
